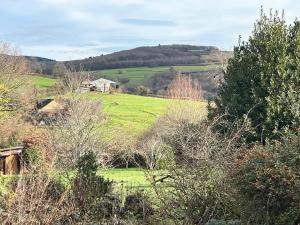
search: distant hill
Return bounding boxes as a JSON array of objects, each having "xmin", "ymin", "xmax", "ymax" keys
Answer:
[
  {"xmin": 24, "ymin": 56, "xmax": 58, "ymax": 75},
  {"xmin": 24, "ymin": 56, "xmax": 55, "ymax": 63},
  {"xmin": 65, "ymin": 44, "xmax": 232, "ymax": 71},
  {"xmin": 25, "ymin": 45, "xmax": 232, "ymax": 75}
]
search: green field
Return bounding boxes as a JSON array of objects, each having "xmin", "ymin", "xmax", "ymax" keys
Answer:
[
  {"xmin": 70, "ymin": 92, "xmax": 171, "ymax": 136},
  {"xmin": 92, "ymin": 64, "xmax": 220, "ymax": 87},
  {"xmin": 29, "ymin": 75, "xmax": 57, "ymax": 88},
  {"xmin": 68, "ymin": 92, "xmax": 207, "ymax": 137},
  {"xmin": 100, "ymin": 168, "xmax": 149, "ymax": 189},
  {"xmin": 28, "ymin": 65, "xmax": 220, "ymax": 90}
]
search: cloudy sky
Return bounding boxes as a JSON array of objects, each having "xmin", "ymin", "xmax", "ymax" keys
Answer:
[{"xmin": 0, "ymin": 0, "xmax": 299, "ymax": 60}]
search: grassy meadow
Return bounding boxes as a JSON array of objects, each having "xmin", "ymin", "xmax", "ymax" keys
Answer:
[
  {"xmin": 68, "ymin": 92, "xmax": 207, "ymax": 137},
  {"xmin": 70, "ymin": 92, "xmax": 170, "ymax": 136},
  {"xmin": 29, "ymin": 75, "xmax": 57, "ymax": 88}
]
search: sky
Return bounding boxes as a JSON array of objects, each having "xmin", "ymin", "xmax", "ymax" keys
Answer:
[{"xmin": 0, "ymin": 0, "xmax": 299, "ymax": 61}]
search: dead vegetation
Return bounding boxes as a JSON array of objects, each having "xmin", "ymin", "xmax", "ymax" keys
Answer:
[{"xmin": 0, "ymin": 173, "xmax": 76, "ymax": 225}]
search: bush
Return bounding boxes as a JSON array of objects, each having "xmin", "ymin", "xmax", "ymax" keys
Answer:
[
  {"xmin": 164, "ymin": 120, "xmax": 240, "ymax": 165},
  {"xmin": 232, "ymin": 133, "xmax": 300, "ymax": 225},
  {"xmin": 151, "ymin": 160, "xmax": 236, "ymax": 224},
  {"xmin": 206, "ymin": 219, "xmax": 241, "ymax": 225},
  {"xmin": 108, "ymin": 151, "xmax": 146, "ymax": 168},
  {"xmin": 24, "ymin": 146, "xmax": 44, "ymax": 170},
  {"xmin": 72, "ymin": 151, "xmax": 116, "ymax": 221},
  {"xmin": 123, "ymin": 192, "xmax": 154, "ymax": 219},
  {"xmin": 118, "ymin": 77, "xmax": 129, "ymax": 84},
  {"xmin": 150, "ymin": 120, "xmax": 241, "ymax": 224},
  {"xmin": 136, "ymin": 85, "xmax": 149, "ymax": 95}
]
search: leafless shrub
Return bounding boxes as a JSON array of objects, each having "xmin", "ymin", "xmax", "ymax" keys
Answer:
[
  {"xmin": 137, "ymin": 124, "xmax": 167, "ymax": 170},
  {"xmin": 47, "ymin": 97, "xmax": 105, "ymax": 170},
  {"xmin": 97, "ymin": 126, "xmax": 145, "ymax": 168},
  {"xmin": 0, "ymin": 115, "xmax": 35, "ymax": 147},
  {"xmin": 139, "ymin": 137, "xmax": 164, "ymax": 169}
]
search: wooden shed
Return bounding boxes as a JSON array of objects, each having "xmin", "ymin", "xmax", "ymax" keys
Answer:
[{"xmin": 0, "ymin": 146, "xmax": 24, "ymax": 175}]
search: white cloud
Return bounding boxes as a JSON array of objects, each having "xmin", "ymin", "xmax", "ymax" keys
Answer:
[{"xmin": 2, "ymin": 0, "xmax": 300, "ymax": 60}]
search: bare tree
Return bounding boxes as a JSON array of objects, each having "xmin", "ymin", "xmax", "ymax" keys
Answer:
[
  {"xmin": 47, "ymin": 98, "xmax": 105, "ymax": 169},
  {"xmin": 0, "ymin": 40, "xmax": 28, "ymax": 111},
  {"xmin": 167, "ymin": 73, "xmax": 203, "ymax": 101},
  {"xmin": 165, "ymin": 74, "xmax": 206, "ymax": 124},
  {"xmin": 57, "ymin": 64, "xmax": 90, "ymax": 94}
]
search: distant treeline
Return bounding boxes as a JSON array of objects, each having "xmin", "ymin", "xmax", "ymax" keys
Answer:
[{"xmin": 25, "ymin": 44, "xmax": 232, "ymax": 75}]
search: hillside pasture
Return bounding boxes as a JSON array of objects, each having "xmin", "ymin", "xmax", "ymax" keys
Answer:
[
  {"xmin": 29, "ymin": 75, "xmax": 57, "ymax": 89},
  {"xmin": 69, "ymin": 92, "xmax": 171, "ymax": 136},
  {"xmin": 91, "ymin": 64, "xmax": 221, "ymax": 87},
  {"xmin": 66, "ymin": 92, "xmax": 207, "ymax": 139}
]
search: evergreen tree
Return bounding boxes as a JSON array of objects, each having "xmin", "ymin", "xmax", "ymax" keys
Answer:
[{"xmin": 209, "ymin": 9, "xmax": 300, "ymax": 142}]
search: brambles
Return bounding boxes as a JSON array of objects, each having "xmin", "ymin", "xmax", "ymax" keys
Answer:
[
  {"xmin": 232, "ymin": 133, "xmax": 300, "ymax": 225},
  {"xmin": 0, "ymin": 174, "xmax": 76, "ymax": 225}
]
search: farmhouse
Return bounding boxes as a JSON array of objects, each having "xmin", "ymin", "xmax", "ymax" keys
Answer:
[
  {"xmin": 0, "ymin": 146, "xmax": 24, "ymax": 175},
  {"xmin": 91, "ymin": 78, "xmax": 118, "ymax": 92},
  {"xmin": 77, "ymin": 78, "xmax": 118, "ymax": 93}
]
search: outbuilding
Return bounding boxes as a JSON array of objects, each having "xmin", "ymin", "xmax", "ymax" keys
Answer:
[
  {"xmin": 0, "ymin": 146, "xmax": 24, "ymax": 175},
  {"xmin": 90, "ymin": 78, "xmax": 118, "ymax": 92}
]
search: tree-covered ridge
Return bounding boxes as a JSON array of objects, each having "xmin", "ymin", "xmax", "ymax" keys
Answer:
[
  {"xmin": 25, "ymin": 44, "xmax": 232, "ymax": 75},
  {"xmin": 66, "ymin": 44, "xmax": 231, "ymax": 71}
]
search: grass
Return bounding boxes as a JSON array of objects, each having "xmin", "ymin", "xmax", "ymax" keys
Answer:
[
  {"xmin": 67, "ymin": 92, "xmax": 208, "ymax": 137},
  {"xmin": 30, "ymin": 68, "xmax": 208, "ymax": 136},
  {"xmin": 70, "ymin": 92, "xmax": 171, "ymax": 136},
  {"xmin": 54, "ymin": 168, "xmax": 152, "ymax": 199},
  {"xmin": 100, "ymin": 168, "xmax": 149, "ymax": 189},
  {"xmin": 0, "ymin": 175, "xmax": 17, "ymax": 197},
  {"xmin": 91, "ymin": 64, "xmax": 220, "ymax": 87},
  {"xmin": 100, "ymin": 168, "xmax": 170, "ymax": 206},
  {"xmin": 29, "ymin": 75, "xmax": 57, "ymax": 89}
]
